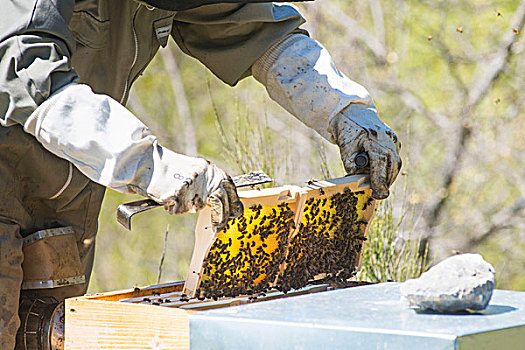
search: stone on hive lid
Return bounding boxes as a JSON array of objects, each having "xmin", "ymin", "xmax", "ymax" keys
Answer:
[{"xmin": 400, "ymin": 253, "xmax": 495, "ymax": 313}]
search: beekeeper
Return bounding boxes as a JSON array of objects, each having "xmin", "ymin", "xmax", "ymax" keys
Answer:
[{"xmin": 0, "ymin": 0, "xmax": 401, "ymax": 347}]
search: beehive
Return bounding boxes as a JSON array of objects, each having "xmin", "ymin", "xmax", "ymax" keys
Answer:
[
  {"xmin": 183, "ymin": 175, "xmax": 377, "ymax": 299},
  {"xmin": 65, "ymin": 280, "xmax": 373, "ymax": 349}
]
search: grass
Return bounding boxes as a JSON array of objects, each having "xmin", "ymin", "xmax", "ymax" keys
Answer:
[
  {"xmin": 356, "ymin": 122, "xmax": 431, "ymax": 283},
  {"xmin": 356, "ymin": 196, "xmax": 431, "ymax": 283},
  {"xmin": 209, "ymin": 80, "xmax": 293, "ymax": 185}
]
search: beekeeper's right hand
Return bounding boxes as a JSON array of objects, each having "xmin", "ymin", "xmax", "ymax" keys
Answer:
[{"xmin": 143, "ymin": 144, "xmax": 244, "ymax": 230}]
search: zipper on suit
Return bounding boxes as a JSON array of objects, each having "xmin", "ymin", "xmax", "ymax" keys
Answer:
[{"xmin": 121, "ymin": 4, "xmax": 141, "ymax": 104}]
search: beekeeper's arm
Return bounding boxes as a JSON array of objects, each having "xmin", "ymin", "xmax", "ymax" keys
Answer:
[
  {"xmin": 0, "ymin": 0, "xmax": 241, "ymax": 229},
  {"xmin": 252, "ymin": 34, "xmax": 402, "ymax": 199}
]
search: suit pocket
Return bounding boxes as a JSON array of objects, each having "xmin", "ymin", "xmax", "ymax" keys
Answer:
[{"xmin": 69, "ymin": 11, "xmax": 109, "ymax": 50}]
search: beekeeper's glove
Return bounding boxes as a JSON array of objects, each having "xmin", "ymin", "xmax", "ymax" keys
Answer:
[
  {"xmin": 252, "ymin": 34, "xmax": 401, "ymax": 199},
  {"xmin": 142, "ymin": 143, "xmax": 244, "ymax": 229},
  {"xmin": 329, "ymin": 104, "xmax": 401, "ymax": 199}
]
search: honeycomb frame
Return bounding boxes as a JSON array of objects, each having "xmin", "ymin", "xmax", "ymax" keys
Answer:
[{"xmin": 183, "ymin": 175, "xmax": 376, "ymax": 299}]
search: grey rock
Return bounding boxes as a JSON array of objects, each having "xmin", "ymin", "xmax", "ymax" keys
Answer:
[{"xmin": 400, "ymin": 253, "xmax": 495, "ymax": 313}]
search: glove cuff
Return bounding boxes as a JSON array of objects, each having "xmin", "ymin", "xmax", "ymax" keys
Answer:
[{"xmin": 252, "ymin": 33, "xmax": 308, "ymax": 86}]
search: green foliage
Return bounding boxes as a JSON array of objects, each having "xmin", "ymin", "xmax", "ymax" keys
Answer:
[
  {"xmin": 210, "ymin": 82, "xmax": 284, "ymax": 181},
  {"xmin": 357, "ymin": 198, "xmax": 431, "ymax": 283},
  {"xmin": 89, "ymin": 0, "xmax": 525, "ymax": 293}
]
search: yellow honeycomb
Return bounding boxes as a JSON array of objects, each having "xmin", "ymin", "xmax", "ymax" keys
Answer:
[{"xmin": 197, "ymin": 187, "xmax": 373, "ymax": 300}]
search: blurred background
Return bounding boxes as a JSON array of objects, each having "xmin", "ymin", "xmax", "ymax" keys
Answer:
[{"xmin": 88, "ymin": 0, "xmax": 525, "ymax": 293}]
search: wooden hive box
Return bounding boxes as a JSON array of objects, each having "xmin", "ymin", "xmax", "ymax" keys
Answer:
[
  {"xmin": 65, "ymin": 175, "xmax": 376, "ymax": 349},
  {"xmin": 65, "ymin": 281, "xmax": 373, "ymax": 349}
]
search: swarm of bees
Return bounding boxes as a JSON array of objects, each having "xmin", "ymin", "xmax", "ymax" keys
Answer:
[
  {"xmin": 196, "ymin": 186, "xmax": 374, "ymax": 300},
  {"xmin": 280, "ymin": 188, "xmax": 369, "ymax": 292},
  {"xmin": 198, "ymin": 202, "xmax": 294, "ymax": 299}
]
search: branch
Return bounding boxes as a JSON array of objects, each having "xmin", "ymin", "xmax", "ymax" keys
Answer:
[
  {"xmin": 467, "ymin": 198, "xmax": 525, "ymax": 248},
  {"xmin": 424, "ymin": 0, "xmax": 525, "ymax": 235},
  {"xmin": 160, "ymin": 47, "xmax": 198, "ymax": 156},
  {"xmin": 157, "ymin": 224, "xmax": 170, "ymax": 284},
  {"xmin": 430, "ymin": 38, "xmax": 468, "ymax": 94},
  {"xmin": 368, "ymin": 0, "xmax": 386, "ymax": 51},
  {"xmin": 127, "ymin": 90, "xmax": 174, "ymax": 145},
  {"xmin": 375, "ymin": 81, "xmax": 453, "ymax": 130},
  {"xmin": 323, "ymin": 2, "xmax": 387, "ymax": 63},
  {"xmin": 467, "ymin": 3, "xmax": 525, "ymax": 108}
]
